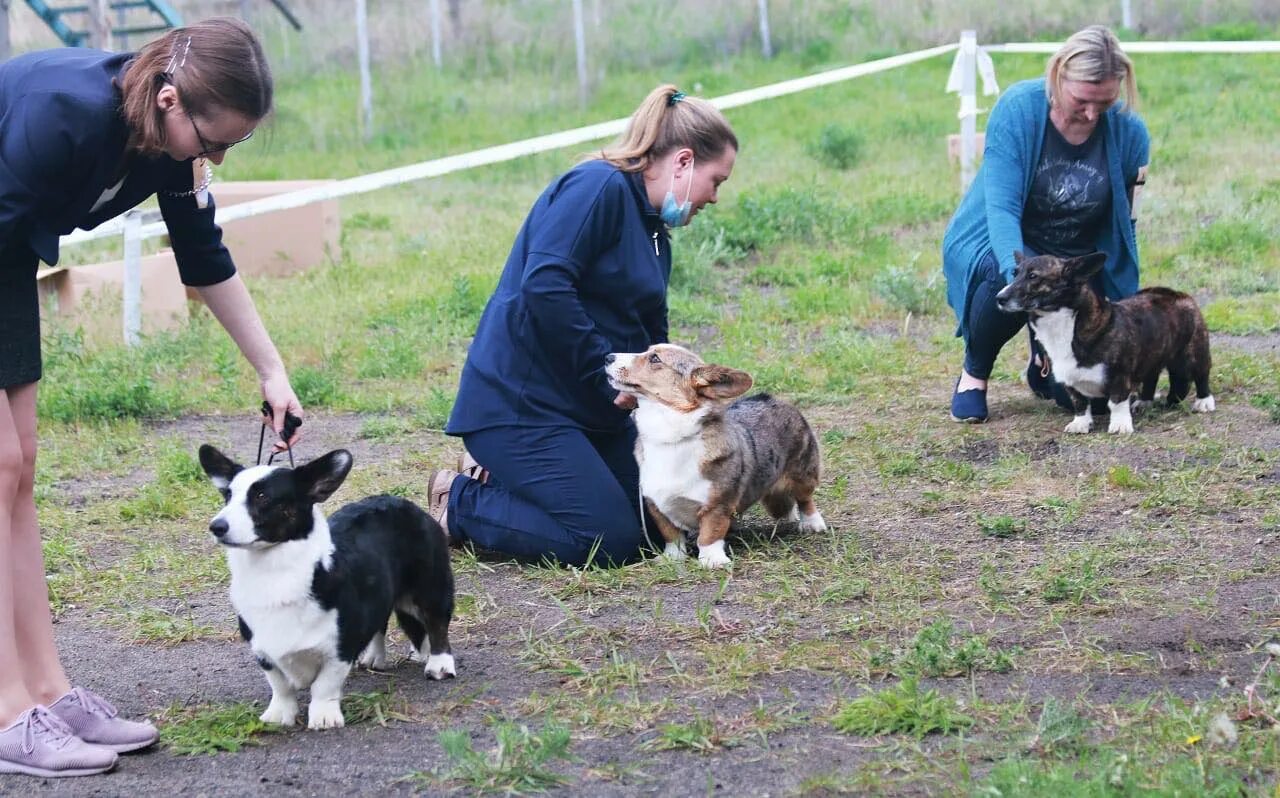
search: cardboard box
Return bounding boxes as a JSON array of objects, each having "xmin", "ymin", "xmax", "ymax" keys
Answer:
[
  {"xmin": 210, "ymin": 180, "xmax": 342, "ymax": 279},
  {"xmin": 37, "ymin": 249, "xmax": 188, "ymax": 343},
  {"xmin": 37, "ymin": 179, "xmax": 343, "ymax": 343}
]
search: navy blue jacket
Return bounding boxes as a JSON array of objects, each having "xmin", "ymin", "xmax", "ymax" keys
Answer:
[
  {"xmin": 0, "ymin": 48, "xmax": 234, "ymax": 284},
  {"xmin": 447, "ymin": 159, "xmax": 671, "ymax": 434}
]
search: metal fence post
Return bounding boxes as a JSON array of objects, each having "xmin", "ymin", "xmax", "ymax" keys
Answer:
[
  {"xmin": 122, "ymin": 209, "xmax": 142, "ymax": 345},
  {"xmin": 958, "ymin": 30, "xmax": 978, "ymax": 192}
]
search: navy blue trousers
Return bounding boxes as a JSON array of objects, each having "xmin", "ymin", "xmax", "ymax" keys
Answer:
[
  {"xmin": 448, "ymin": 423, "xmax": 651, "ymax": 567},
  {"xmin": 962, "ymin": 251, "xmax": 1030, "ymax": 380}
]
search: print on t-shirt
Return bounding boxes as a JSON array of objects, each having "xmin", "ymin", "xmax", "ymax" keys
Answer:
[{"xmin": 1022, "ymin": 122, "xmax": 1110, "ymax": 258}]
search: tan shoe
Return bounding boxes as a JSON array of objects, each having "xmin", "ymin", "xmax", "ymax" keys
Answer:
[
  {"xmin": 426, "ymin": 469, "xmax": 458, "ymax": 542},
  {"xmin": 456, "ymin": 450, "xmax": 489, "ymax": 484}
]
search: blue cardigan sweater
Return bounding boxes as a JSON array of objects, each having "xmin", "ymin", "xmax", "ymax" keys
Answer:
[
  {"xmin": 447, "ymin": 160, "xmax": 671, "ymax": 435},
  {"xmin": 942, "ymin": 78, "xmax": 1150, "ymax": 336},
  {"xmin": 0, "ymin": 48, "xmax": 235, "ymax": 285}
]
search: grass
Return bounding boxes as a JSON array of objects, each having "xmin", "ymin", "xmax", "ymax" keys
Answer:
[
  {"xmin": 414, "ymin": 720, "xmax": 576, "ymax": 794},
  {"xmin": 159, "ymin": 702, "xmax": 275, "ymax": 755},
  {"xmin": 24, "ymin": 10, "xmax": 1280, "ymax": 795},
  {"xmin": 831, "ymin": 678, "xmax": 974, "ymax": 738}
]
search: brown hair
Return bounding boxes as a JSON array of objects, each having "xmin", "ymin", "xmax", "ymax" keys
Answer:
[
  {"xmin": 594, "ymin": 84, "xmax": 738, "ymax": 173},
  {"xmin": 118, "ymin": 17, "xmax": 273, "ymax": 156},
  {"xmin": 1046, "ymin": 25, "xmax": 1139, "ymax": 112}
]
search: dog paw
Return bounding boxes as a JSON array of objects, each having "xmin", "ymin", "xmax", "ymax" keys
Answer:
[
  {"xmin": 798, "ymin": 511, "xmax": 827, "ymax": 533},
  {"xmin": 662, "ymin": 541, "xmax": 689, "ymax": 560},
  {"xmin": 1192, "ymin": 395, "xmax": 1216, "ymax": 413},
  {"xmin": 1108, "ymin": 417, "xmax": 1135, "ymax": 435},
  {"xmin": 1064, "ymin": 416, "xmax": 1093, "ymax": 434},
  {"xmin": 407, "ymin": 644, "xmax": 424, "ymax": 663},
  {"xmin": 1131, "ymin": 399, "xmax": 1151, "ymax": 414},
  {"xmin": 307, "ymin": 700, "xmax": 345, "ymax": 730},
  {"xmin": 786, "ymin": 505, "xmax": 802, "ymax": 523},
  {"xmin": 357, "ymin": 635, "xmax": 388, "ymax": 671},
  {"xmin": 697, "ymin": 541, "xmax": 733, "ymax": 569},
  {"xmin": 424, "ymin": 652, "xmax": 457, "ymax": 680},
  {"xmin": 260, "ymin": 700, "xmax": 299, "ymax": 727}
]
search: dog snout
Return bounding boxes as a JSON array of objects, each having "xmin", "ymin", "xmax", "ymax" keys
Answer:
[
  {"xmin": 209, "ymin": 517, "xmax": 229, "ymax": 539},
  {"xmin": 994, "ymin": 285, "xmax": 1019, "ymax": 312}
]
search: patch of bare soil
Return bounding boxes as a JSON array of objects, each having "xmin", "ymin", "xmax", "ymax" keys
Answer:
[{"xmin": 18, "ymin": 347, "xmax": 1280, "ymax": 795}]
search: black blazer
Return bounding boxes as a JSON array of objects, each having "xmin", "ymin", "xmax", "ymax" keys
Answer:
[{"xmin": 0, "ymin": 47, "xmax": 234, "ymax": 285}]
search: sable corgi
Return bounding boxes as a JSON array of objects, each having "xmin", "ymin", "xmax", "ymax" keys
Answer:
[
  {"xmin": 605, "ymin": 344, "xmax": 827, "ymax": 569},
  {"xmin": 996, "ymin": 251, "xmax": 1214, "ymax": 435},
  {"xmin": 198, "ymin": 446, "xmax": 456, "ymax": 730}
]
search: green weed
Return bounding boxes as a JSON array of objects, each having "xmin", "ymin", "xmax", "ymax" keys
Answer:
[
  {"xmin": 420, "ymin": 721, "xmax": 575, "ymax": 793},
  {"xmin": 831, "ymin": 678, "xmax": 973, "ymax": 738},
  {"xmin": 159, "ymin": 702, "xmax": 275, "ymax": 755}
]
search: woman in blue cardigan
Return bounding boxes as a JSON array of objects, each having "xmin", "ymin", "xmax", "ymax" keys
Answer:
[
  {"xmin": 943, "ymin": 25, "xmax": 1150, "ymax": 422},
  {"xmin": 0, "ymin": 20, "xmax": 301, "ymax": 777},
  {"xmin": 428, "ymin": 84, "xmax": 737, "ymax": 567}
]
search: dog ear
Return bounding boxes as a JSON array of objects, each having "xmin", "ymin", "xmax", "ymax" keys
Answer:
[
  {"xmin": 1065, "ymin": 252, "xmax": 1107, "ymax": 280},
  {"xmin": 1013, "ymin": 250, "xmax": 1026, "ymax": 265},
  {"xmin": 690, "ymin": 365, "xmax": 754, "ymax": 400},
  {"xmin": 198, "ymin": 445, "xmax": 243, "ymax": 491},
  {"xmin": 294, "ymin": 449, "xmax": 354, "ymax": 504}
]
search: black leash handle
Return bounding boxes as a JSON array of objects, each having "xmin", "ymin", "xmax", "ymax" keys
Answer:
[{"xmin": 257, "ymin": 401, "xmax": 303, "ymax": 467}]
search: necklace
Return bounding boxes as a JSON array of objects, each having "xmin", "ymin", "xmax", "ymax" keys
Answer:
[{"xmin": 164, "ymin": 158, "xmax": 212, "ymax": 198}]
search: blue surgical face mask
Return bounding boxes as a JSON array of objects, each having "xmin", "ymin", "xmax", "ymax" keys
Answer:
[{"xmin": 660, "ymin": 157, "xmax": 695, "ymax": 228}]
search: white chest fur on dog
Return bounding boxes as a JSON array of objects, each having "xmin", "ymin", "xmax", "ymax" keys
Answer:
[
  {"xmin": 634, "ymin": 402, "xmax": 712, "ymax": 532},
  {"xmin": 1031, "ymin": 309, "xmax": 1108, "ymax": 397},
  {"xmin": 225, "ymin": 508, "xmax": 340, "ymax": 688}
]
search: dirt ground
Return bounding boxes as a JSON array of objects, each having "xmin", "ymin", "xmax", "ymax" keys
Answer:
[{"xmin": 14, "ymin": 336, "xmax": 1280, "ymax": 796}]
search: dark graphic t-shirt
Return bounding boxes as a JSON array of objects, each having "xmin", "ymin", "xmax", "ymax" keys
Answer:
[{"xmin": 1021, "ymin": 118, "xmax": 1111, "ymax": 258}]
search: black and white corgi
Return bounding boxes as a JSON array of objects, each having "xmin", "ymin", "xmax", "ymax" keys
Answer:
[
  {"xmin": 605, "ymin": 343, "xmax": 827, "ymax": 569},
  {"xmin": 198, "ymin": 445, "xmax": 456, "ymax": 730},
  {"xmin": 996, "ymin": 251, "xmax": 1214, "ymax": 434}
]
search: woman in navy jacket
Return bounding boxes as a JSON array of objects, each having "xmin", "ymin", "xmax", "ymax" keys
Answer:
[
  {"xmin": 430, "ymin": 84, "xmax": 737, "ymax": 567},
  {"xmin": 0, "ymin": 19, "xmax": 302, "ymax": 777}
]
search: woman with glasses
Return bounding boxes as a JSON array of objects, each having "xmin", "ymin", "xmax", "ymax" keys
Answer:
[
  {"xmin": 0, "ymin": 18, "xmax": 302, "ymax": 777},
  {"xmin": 943, "ymin": 25, "xmax": 1150, "ymax": 423}
]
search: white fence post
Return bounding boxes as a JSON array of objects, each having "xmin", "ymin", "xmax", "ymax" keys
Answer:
[
  {"xmin": 356, "ymin": 0, "xmax": 372, "ymax": 139},
  {"xmin": 430, "ymin": 0, "xmax": 443, "ymax": 69},
  {"xmin": 122, "ymin": 210, "xmax": 142, "ymax": 346},
  {"xmin": 958, "ymin": 30, "xmax": 978, "ymax": 192},
  {"xmin": 1121, "ymin": 0, "xmax": 1133, "ymax": 29},
  {"xmin": 758, "ymin": 0, "xmax": 773, "ymax": 59},
  {"xmin": 572, "ymin": 0, "xmax": 588, "ymax": 108}
]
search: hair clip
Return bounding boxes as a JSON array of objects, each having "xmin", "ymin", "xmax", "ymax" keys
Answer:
[
  {"xmin": 164, "ymin": 35, "xmax": 192, "ymax": 75},
  {"xmin": 667, "ymin": 91, "xmax": 687, "ymax": 107}
]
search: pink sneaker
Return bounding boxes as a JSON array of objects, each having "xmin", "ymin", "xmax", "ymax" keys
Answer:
[
  {"xmin": 49, "ymin": 687, "xmax": 158, "ymax": 753},
  {"xmin": 0, "ymin": 705, "xmax": 118, "ymax": 777}
]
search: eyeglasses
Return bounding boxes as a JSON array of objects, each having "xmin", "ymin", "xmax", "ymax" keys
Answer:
[{"xmin": 186, "ymin": 112, "xmax": 254, "ymax": 158}]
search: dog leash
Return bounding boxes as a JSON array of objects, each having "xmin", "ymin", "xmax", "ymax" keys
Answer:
[{"xmin": 256, "ymin": 400, "xmax": 303, "ymax": 468}]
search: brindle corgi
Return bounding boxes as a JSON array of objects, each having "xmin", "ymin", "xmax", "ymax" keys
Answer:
[
  {"xmin": 996, "ymin": 251, "xmax": 1214, "ymax": 435},
  {"xmin": 605, "ymin": 344, "xmax": 826, "ymax": 568}
]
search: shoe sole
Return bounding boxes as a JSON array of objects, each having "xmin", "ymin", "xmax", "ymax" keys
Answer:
[
  {"xmin": 950, "ymin": 414, "xmax": 987, "ymax": 424},
  {"xmin": 0, "ymin": 760, "xmax": 117, "ymax": 777},
  {"xmin": 100, "ymin": 736, "xmax": 159, "ymax": 754}
]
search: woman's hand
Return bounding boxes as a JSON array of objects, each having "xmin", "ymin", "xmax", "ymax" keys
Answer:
[
  {"xmin": 614, "ymin": 392, "xmax": 638, "ymax": 411},
  {"xmin": 261, "ymin": 371, "xmax": 304, "ymax": 449}
]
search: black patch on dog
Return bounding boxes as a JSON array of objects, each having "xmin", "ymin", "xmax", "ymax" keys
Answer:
[{"xmin": 308, "ymin": 495, "xmax": 455, "ymax": 664}]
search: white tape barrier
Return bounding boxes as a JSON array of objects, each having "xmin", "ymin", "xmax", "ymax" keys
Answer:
[
  {"xmin": 60, "ymin": 43, "xmax": 959, "ymax": 250},
  {"xmin": 988, "ymin": 40, "xmax": 1280, "ymax": 54}
]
